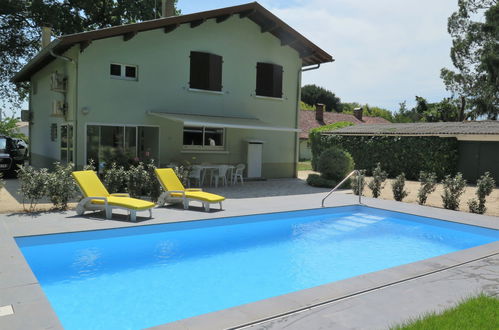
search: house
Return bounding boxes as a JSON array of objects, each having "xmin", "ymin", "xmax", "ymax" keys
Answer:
[
  {"xmin": 326, "ymin": 121, "xmax": 499, "ymax": 183},
  {"xmin": 12, "ymin": 2, "xmax": 333, "ymax": 178},
  {"xmin": 299, "ymin": 105, "xmax": 389, "ymax": 160}
]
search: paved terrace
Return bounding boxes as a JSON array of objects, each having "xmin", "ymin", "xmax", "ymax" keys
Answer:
[{"xmin": 0, "ymin": 178, "xmax": 498, "ymax": 330}]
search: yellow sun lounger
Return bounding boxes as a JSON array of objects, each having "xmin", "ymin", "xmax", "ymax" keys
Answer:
[
  {"xmin": 72, "ymin": 170, "xmax": 155, "ymax": 222},
  {"xmin": 155, "ymin": 168, "xmax": 225, "ymax": 212}
]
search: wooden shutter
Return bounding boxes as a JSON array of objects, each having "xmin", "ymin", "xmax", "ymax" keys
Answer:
[
  {"xmin": 190, "ymin": 51, "xmax": 210, "ymax": 90},
  {"xmin": 272, "ymin": 64, "xmax": 283, "ymax": 98},
  {"xmin": 208, "ymin": 54, "xmax": 223, "ymax": 91},
  {"xmin": 256, "ymin": 63, "xmax": 283, "ymax": 98},
  {"xmin": 256, "ymin": 62, "xmax": 273, "ymax": 97}
]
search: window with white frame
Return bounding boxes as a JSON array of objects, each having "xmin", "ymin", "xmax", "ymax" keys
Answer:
[
  {"xmin": 110, "ymin": 63, "xmax": 138, "ymax": 80},
  {"xmin": 183, "ymin": 126, "xmax": 224, "ymax": 150}
]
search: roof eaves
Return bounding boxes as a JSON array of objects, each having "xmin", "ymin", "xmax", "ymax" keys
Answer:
[
  {"xmin": 13, "ymin": 2, "xmax": 333, "ymax": 82},
  {"xmin": 12, "ymin": 39, "xmax": 61, "ymax": 83}
]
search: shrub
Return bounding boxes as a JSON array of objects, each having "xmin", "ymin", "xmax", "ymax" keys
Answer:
[
  {"xmin": 127, "ymin": 162, "xmax": 150, "ymax": 198},
  {"xmin": 103, "ymin": 163, "xmax": 127, "ymax": 193},
  {"xmin": 17, "ymin": 165, "xmax": 49, "ymax": 212},
  {"xmin": 309, "ymin": 121, "xmax": 355, "ymax": 170},
  {"xmin": 417, "ymin": 171, "xmax": 437, "ymax": 205},
  {"xmin": 351, "ymin": 169, "xmax": 366, "ymax": 196},
  {"xmin": 83, "ymin": 159, "xmax": 96, "ymax": 171},
  {"xmin": 317, "ymin": 147, "xmax": 354, "ymax": 182},
  {"xmin": 145, "ymin": 160, "xmax": 162, "ymax": 202},
  {"xmin": 306, "ymin": 173, "xmax": 336, "ymax": 188},
  {"xmin": 468, "ymin": 172, "xmax": 496, "ymax": 214},
  {"xmin": 441, "ymin": 173, "xmax": 466, "ymax": 210},
  {"xmin": 368, "ymin": 163, "xmax": 387, "ymax": 198},
  {"xmin": 392, "ymin": 173, "xmax": 408, "ymax": 202},
  {"xmin": 46, "ymin": 162, "xmax": 77, "ymax": 210},
  {"xmin": 310, "ymin": 135, "xmax": 458, "ymax": 180}
]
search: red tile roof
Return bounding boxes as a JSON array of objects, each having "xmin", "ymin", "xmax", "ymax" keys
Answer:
[{"xmin": 299, "ymin": 110, "xmax": 390, "ymax": 139}]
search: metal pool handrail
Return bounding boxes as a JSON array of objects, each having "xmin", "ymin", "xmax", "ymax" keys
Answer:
[{"xmin": 321, "ymin": 170, "xmax": 362, "ymax": 207}]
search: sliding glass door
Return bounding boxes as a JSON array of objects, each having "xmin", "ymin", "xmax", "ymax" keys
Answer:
[{"xmin": 86, "ymin": 125, "xmax": 159, "ymax": 168}]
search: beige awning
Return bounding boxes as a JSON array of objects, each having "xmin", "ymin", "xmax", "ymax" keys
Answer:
[{"xmin": 148, "ymin": 111, "xmax": 300, "ymax": 132}]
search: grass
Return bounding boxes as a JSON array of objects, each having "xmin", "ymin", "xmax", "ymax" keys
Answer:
[
  {"xmin": 392, "ymin": 294, "xmax": 499, "ymax": 330},
  {"xmin": 297, "ymin": 161, "xmax": 312, "ymax": 171}
]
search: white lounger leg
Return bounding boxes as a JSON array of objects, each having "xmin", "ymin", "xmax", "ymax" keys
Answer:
[
  {"xmin": 130, "ymin": 210, "xmax": 136, "ymax": 222},
  {"xmin": 105, "ymin": 207, "xmax": 112, "ymax": 219},
  {"xmin": 204, "ymin": 202, "xmax": 210, "ymax": 212},
  {"xmin": 219, "ymin": 202, "xmax": 222, "ymax": 210},
  {"xmin": 183, "ymin": 199, "xmax": 189, "ymax": 210}
]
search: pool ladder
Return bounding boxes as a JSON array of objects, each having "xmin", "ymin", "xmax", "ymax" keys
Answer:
[{"xmin": 321, "ymin": 170, "xmax": 362, "ymax": 207}]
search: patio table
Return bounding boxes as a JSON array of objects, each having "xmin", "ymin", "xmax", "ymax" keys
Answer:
[{"xmin": 192, "ymin": 164, "xmax": 235, "ymax": 187}]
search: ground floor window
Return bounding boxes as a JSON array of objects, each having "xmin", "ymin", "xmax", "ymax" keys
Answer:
[
  {"xmin": 60, "ymin": 124, "xmax": 74, "ymax": 164},
  {"xmin": 183, "ymin": 126, "xmax": 224, "ymax": 150},
  {"xmin": 86, "ymin": 124, "xmax": 159, "ymax": 168}
]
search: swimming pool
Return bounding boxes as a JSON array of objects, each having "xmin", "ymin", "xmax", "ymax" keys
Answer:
[{"xmin": 16, "ymin": 205, "xmax": 498, "ymax": 330}]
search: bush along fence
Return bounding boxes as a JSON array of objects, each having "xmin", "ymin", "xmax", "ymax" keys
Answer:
[
  {"xmin": 16, "ymin": 160, "xmax": 189, "ymax": 213},
  {"xmin": 309, "ymin": 121, "xmax": 354, "ymax": 171},
  {"xmin": 306, "ymin": 160, "xmax": 495, "ymax": 214},
  {"xmin": 310, "ymin": 135, "xmax": 459, "ymax": 180}
]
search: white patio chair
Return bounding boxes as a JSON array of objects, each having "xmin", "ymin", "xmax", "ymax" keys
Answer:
[
  {"xmin": 232, "ymin": 163, "xmax": 245, "ymax": 185},
  {"xmin": 211, "ymin": 165, "xmax": 229, "ymax": 188},
  {"xmin": 188, "ymin": 166, "xmax": 202, "ymax": 188}
]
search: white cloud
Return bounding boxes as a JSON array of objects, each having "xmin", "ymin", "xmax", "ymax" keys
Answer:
[{"xmin": 261, "ymin": 0, "xmax": 458, "ymax": 111}]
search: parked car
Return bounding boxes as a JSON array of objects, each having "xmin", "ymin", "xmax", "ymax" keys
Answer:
[{"xmin": 0, "ymin": 135, "xmax": 28, "ymax": 176}]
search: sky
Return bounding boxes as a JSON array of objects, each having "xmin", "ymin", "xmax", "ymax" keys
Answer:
[{"xmin": 178, "ymin": 0, "xmax": 458, "ymax": 112}]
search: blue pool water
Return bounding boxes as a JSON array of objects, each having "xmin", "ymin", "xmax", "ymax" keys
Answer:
[{"xmin": 16, "ymin": 206, "xmax": 498, "ymax": 330}]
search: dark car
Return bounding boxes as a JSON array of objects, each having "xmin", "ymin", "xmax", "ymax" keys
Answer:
[{"xmin": 0, "ymin": 135, "xmax": 28, "ymax": 176}]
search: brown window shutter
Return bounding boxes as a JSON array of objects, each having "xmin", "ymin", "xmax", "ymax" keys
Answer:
[
  {"xmin": 272, "ymin": 64, "xmax": 283, "ymax": 98},
  {"xmin": 190, "ymin": 51, "xmax": 210, "ymax": 89},
  {"xmin": 256, "ymin": 63, "xmax": 282, "ymax": 97},
  {"xmin": 208, "ymin": 54, "xmax": 223, "ymax": 91},
  {"xmin": 256, "ymin": 62, "xmax": 273, "ymax": 97}
]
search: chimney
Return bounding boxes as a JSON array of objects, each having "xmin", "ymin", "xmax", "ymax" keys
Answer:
[
  {"xmin": 41, "ymin": 26, "xmax": 52, "ymax": 48},
  {"xmin": 315, "ymin": 103, "xmax": 325, "ymax": 122},
  {"xmin": 161, "ymin": 0, "xmax": 175, "ymax": 17},
  {"xmin": 353, "ymin": 107, "xmax": 363, "ymax": 121}
]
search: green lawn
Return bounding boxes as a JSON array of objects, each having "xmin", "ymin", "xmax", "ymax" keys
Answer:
[
  {"xmin": 297, "ymin": 161, "xmax": 312, "ymax": 171},
  {"xmin": 392, "ymin": 294, "xmax": 499, "ymax": 330}
]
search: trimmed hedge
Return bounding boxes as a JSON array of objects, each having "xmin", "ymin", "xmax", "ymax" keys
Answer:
[
  {"xmin": 310, "ymin": 121, "xmax": 355, "ymax": 170},
  {"xmin": 311, "ymin": 135, "xmax": 458, "ymax": 180}
]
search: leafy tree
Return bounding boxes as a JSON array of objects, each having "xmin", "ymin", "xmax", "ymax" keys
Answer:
[
  {"xmin": 301, "ymin": 84, "xmax": 342, "ymax": 112},
  {"xmin": 0, "ymin": 0, "xmax": 180, "ymax": 112},
  {"xmin": 392, "ymin": 97, "xmax": 460, "ymax": 122},
  {"xmin": 343, "ymin": 104, "xmax": 394, "ymax": 122},
  {"xmin": 0, "ymin": 112, "xmax": 26, "ymax": 139},
  {"xmin": 300, "ymin": 101, "xmax": 315, "ymax": 110},
  {"xmin": 440, "ymin": 0, "xmax": 499, "ymax": 120}
]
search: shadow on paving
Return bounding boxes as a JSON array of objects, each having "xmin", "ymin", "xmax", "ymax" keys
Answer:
[{"xmin": 206, "ymin": 178, "xmax": 331, "ymax": 199}]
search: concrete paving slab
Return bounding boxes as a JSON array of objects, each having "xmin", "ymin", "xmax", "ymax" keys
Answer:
[{"xmin": 0, "ymin": 178, "xmax": 497, "ymax": 330}]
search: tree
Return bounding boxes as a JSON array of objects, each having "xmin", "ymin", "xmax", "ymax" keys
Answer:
[
  {"xmin": 0, "ymin": 0, "xmax": 180, "ymax": 113},
  {"xmin": 440, "ymin": 0, "xmax": 499, "ymax": 120},
  {"xmin": 342, "ymin": 104, "xmax": 394, "ymax": 122},
  {"xmin": 301, "ymin": 84, "xmax": 342, "ymax": 112},
  {"xmin": 0, "ymin": 112, "xmax": 26, "ymax": 139},
  {"xmin": 392, "ymin": 97, "xmax": 460, "ymax": 122}
]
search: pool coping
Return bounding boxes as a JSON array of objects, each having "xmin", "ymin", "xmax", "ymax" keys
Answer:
[{"xmin": 0, "ymin": 192, "xmax": 498, "ymax": 330}]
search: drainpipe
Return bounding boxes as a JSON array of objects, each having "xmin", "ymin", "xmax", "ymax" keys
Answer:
[
  {"xmin": 50, "ymin": 48, "xmax": 78, "ymax": 167},
  {"xmin": 301, "ymin": 64, "xmax": 320, "ymax": 72},
  {"xmin": 49, "ymin": 49, "xmax": 75, "ymax": 63}
]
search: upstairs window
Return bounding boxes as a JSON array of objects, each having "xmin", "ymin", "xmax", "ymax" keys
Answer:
[
  {"xmin": 189, "ymin": 51, "xmax": 223, "ymax": 92},
  {"xmin": 256, "ymin": 62, "xmax": 283, "ymax": 98},
  {"xmin": 110, "ymin": 63, "xmax": 138, "ymax": 80}
]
